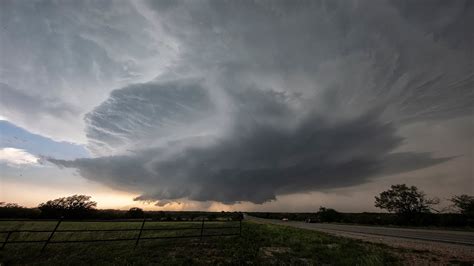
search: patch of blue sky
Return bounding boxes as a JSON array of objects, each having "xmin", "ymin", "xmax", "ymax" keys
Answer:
[{"xmin": 0, "ymin": 120, "xmax": 90, "ymax": 160}]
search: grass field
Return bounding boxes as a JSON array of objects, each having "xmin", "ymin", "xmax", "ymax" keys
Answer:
[{"xmin": 0, "ymin": 220, "xmax": 399, "ymax": 265}]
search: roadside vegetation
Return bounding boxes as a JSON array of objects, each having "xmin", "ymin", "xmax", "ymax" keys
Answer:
[
  {"xmin": 251, "ymin": 184, "xmax": 474, "ymax": 228},
  {"xmin": 0, "ymin": 220, "xmax": 399, "ymax": 265}
]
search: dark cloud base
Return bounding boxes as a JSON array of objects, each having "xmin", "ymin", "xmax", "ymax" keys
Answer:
[{"xmin": 50, "ymin": 106, "xmax": 450, "ymax": 204}]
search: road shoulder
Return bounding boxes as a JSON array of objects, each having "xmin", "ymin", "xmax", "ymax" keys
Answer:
[{"xmin": 246, "ymin": 215, "xmax": 474, "ymax": 264}]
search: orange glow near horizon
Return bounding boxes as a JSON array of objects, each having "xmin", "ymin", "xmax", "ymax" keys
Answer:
[
  {"xmin": 0, "ymin": 180, "xmax": 242, "ymax": 211},
  {"xmin": 1, "ymin": 180, "xmax": 171, "ymax": 211}
]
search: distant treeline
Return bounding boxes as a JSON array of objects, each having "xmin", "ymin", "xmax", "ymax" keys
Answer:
[
  {"xmin": 1, "ymin": 184, "xmax": 472, "ymax": 227},
  {"xmin": 248, "ymin": 211, "xmax": 472, "ymax": 227},
  {"xmin": 0, "ymin": 206, "xmax": 243, "ymax": 221},
  {"xmin": 0, "ymin": 195, "xmax": 242, "ymax": 221}
]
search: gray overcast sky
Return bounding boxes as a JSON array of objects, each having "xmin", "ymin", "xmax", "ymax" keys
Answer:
[{"xmin": 0, "ymin": 0, "xmax": 473, "ymax": 211}]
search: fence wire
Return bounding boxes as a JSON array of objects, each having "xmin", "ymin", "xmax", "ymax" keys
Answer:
[{"xmin": 0, "ymin": 218, "xmax": 242, "ymax": 252}]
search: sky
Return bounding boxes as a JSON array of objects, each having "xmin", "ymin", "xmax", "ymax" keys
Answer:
[{"xmin": 0, "ymin": 0, "xmax": 473, "ymax": 212}]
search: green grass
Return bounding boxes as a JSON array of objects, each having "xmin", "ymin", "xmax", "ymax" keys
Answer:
[{"xmin": 0, "ymin": 220, "xmax": 399, "ymax": 265}]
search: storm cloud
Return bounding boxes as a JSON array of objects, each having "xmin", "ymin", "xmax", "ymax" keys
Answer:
[
  {"xmin": 47, "ymin": 0, "xmax": 473, "ymax": 206},
  {"xmin": 51, "ymin": 80, "xmax": 452, "ymax": 204}
]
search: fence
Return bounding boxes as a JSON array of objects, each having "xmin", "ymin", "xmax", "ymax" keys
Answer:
[{"xmin": 0, "ymin": 218, "xmax": 242, "ymax": 253}]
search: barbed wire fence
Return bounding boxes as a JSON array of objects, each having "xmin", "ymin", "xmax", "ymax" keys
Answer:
[{"xmin": 0, "ymin": 218, "xmax": 242, "ymax": 253}]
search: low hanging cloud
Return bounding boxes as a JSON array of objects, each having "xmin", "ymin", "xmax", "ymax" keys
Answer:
[{"xmin": 49, "ymin": 0, "xmax": 472, "ymax": 205}]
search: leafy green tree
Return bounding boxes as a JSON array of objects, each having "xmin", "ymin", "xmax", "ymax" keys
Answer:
[
  {"xmin": 450, "ymin": 194, "xmax": 474, "ymax": 217},
  {"xmin": 375, "ymin": 184, "xmax": 439, "ymax": 215}
]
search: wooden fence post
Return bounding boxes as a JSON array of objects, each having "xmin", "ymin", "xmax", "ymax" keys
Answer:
[
  {"xmin": 200, "ymin": 218, "xmax": 205, "ymax": 241},
  {"xmin": 1, "ymin": 231, "xmax": 12, "ymax": 250},
  {"xmin": 135, "ymin": 218, "xmax": 146, "ymax": 248},
  {"xmin": 41, "ymin": 218, "xmax": 62, "ymax": 253}
]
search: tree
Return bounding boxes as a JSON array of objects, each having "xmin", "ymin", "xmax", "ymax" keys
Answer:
[
  {"xmin": 450, "ymin": 195, "xmax": 474, "ymax": 217},
  {"xmin": 375, "ymin": 184, "xmax": 438, "ymax": 215},
  {"xmin": 316, "ymin": 207, "xmax": 342, "ymax": 222},
  {"xmin": 0, "ymin": 202, "xmax": 21, "ymax": 208},
  {"xmin": 127, "ymin": 207, "xmax": 145, "ymax": 218},
  {"xmin": 38, "ymin": 195, "xmax": 97, "ymax": 219}
]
